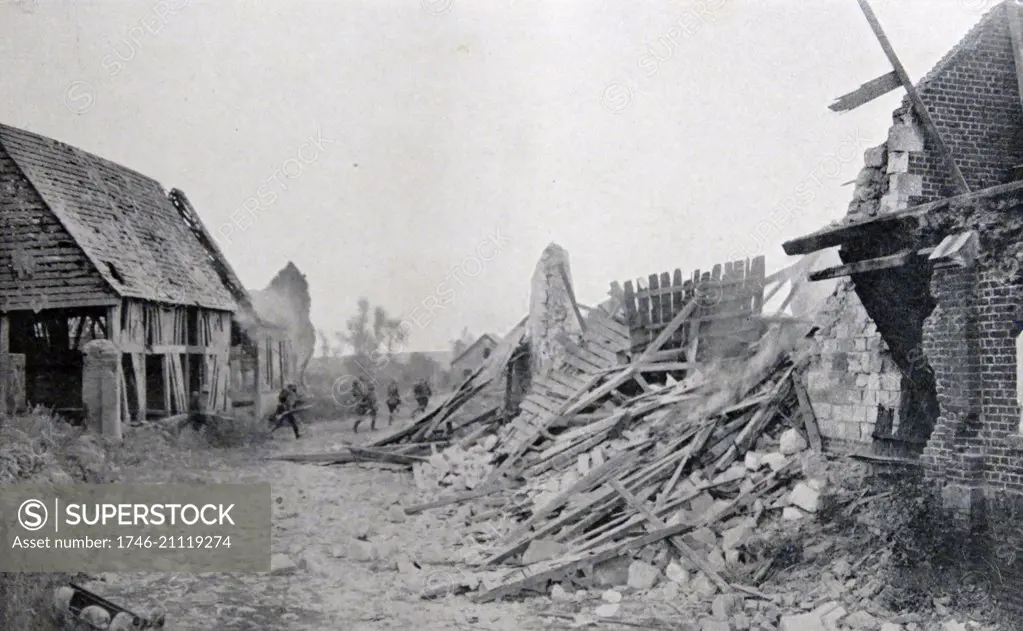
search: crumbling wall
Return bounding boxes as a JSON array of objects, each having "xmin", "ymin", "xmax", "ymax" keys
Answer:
[
  {"xmin": 249, "ymin": 262, "xmax": 316, "ymax": 385},
  {"xmin": 916, "ymin": 192, "xmax": 1023, "ymax": 512},
  {"xmin": 902, "ymin": 2, "xmax": 1023, "ymax": 201},
  {"xmin": 528, "ymin": 243, "xmax": 582, "ymax": 377},
  {"xmin": 806, "ymin": 280, "xmax": 903, "ymax": 446}
]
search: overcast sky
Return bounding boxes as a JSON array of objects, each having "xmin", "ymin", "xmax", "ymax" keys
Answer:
[{"xmin": 0, "ymin": 0, "xmax": 988, "ymax": 352}]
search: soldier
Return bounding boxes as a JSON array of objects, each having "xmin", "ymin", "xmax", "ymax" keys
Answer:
[
  {"xmin": 386, "ymin": 379, "xmax": 401, "ymax": 425},
  {"xmin": 270, "ymin": 383, "xmax": 301, "ymax": 439},
  {"xmin": 353, "ymin": 376, "xmax": 378, "ymax": 433},
  {"xmin": 413, "ymin": 379, "xmax": 432, "ymax": 415}
]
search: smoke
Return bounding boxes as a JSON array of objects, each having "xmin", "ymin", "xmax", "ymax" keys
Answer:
[{"xmin": 248, "ymin": 262, "xmax": 317, "ymax": 379}]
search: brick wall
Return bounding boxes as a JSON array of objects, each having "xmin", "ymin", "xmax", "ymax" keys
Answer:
[
  {"xmin": 903, "ymin": 2, "xmax": 1023, "ymax": 203},
  {"xmin": 805, "ymin": 279, "xmax": 903, "ymax": 446}
]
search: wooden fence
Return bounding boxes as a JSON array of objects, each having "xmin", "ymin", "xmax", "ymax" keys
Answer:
[{"xmin": 619, "ymin": 256, "xmax": 766, "ymax": 359}]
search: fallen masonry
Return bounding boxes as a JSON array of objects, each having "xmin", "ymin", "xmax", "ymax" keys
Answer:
[{"xmin": 275, "ymin": 247, "xmax": 1005, "ymax": 629}]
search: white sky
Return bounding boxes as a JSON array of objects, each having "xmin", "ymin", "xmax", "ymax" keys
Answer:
[{"xmin": 0, "ymin": 0, "xmax": 989, "ymax": 351}]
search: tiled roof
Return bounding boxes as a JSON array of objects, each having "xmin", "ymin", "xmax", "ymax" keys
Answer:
[{"xmin": 0, "ymin": 123, "xmax": 237, "ymax": 311}]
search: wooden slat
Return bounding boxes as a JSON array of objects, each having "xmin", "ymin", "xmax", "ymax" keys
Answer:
[
  {"xmin": 829, "ymin": 70, "xmax": 901, "ymax": 112},
  {"xmin": 808, "ymin": 250, "xmax": 913, "ymax": 281}
]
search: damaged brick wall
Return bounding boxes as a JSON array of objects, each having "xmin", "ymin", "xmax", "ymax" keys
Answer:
[
  {"xmin": 916, "ymin": 191, "xmax": 1023, "ymax": 507},
  {"xmin": 806, "ymin": 280, "xmax": 904, "ymax": 447},
  {"xmin": 902, "ymin": 2, "xmax": 1023, "ymax": 201}
]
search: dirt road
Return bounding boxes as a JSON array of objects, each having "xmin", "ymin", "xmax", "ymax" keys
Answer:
[{"xmin": 86, "ymin": 418, "xmax": 563, "ymax": 631}]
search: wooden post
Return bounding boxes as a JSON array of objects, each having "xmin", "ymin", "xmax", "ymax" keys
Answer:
[{"xmin": 106, "ymin": 303, "xmax": 125, "ymax": 433}]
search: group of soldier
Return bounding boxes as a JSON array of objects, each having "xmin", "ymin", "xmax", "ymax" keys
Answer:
[
  {"xmin": 180, "ymin": 376, "xmax": 434, "ymax": 442},
  {"xmin": 350, "ymin": 376, "xmax": 432, "ymax": 433}
]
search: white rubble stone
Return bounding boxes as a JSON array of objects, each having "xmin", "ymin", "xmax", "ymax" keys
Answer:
[
  {"xmin": 779, "ymin": 428, "xmax": 808, "ymax": 455},
  {"xmin": 788, "ymin": 482, "xmax": 821, "ymax": 513},
  {"xmin": 782, "ymin": 506, "xmax": 805, "ymax": 521},
  {"xmin": 763, "ymin": 452, "xmax": 788, "ymax": 471},
  {"xmin": 602, "ymin": 589, "xmax": 622, "ymax": 603},
  {"xmin": 779, "ymin": 612, "xmax": 824, "ymax": 631},
  {"xmin": 665, "ymin": 560, "xmax": 689, "ymax": 584},
  {"xmin": 744, "ymin": 451, "xmax": 764, "ymax": 471},
  {"xmin": 627, "ymin": 560, "xmax": 660, "ymax": 590},
  {"xmin": 595, "ymin": 603, "xmax": 620, "ymax": 618}
]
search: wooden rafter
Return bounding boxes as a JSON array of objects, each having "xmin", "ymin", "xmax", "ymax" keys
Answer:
[
  {"xmin": 556, "ymin": 262, "xmax": 587, "ymax": 334},
  {"xmin": 854, "ymin": 0, "xmax": 970, "ymax": 194}
]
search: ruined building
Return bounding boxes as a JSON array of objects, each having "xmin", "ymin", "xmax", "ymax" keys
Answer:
[
  {"xmin": 784, "ymin": 1, "xmax": 1023, "ymax": 521},
  {"xmin": 0, "ymin": 123, "xmax": 294, "ymax": 434},
  {"xmin": 248, "ymin": 262, "xmax": 316, "ymax": 384}
]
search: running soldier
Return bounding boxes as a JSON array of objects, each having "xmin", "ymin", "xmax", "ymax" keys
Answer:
[
  {"xmin": 270, "ymin": 383, "xmax": 301, "ymax": 439},
  {"xmin": 413, "ymin": 379, "xmax": 432, "ymax": 415},
  {"xmin": 353, "ymin": 376, "xmax": 378, "ymax": 433},
  {"xmin": 386, "ymin": 379, "xmax": 401, "ymax": 425}
]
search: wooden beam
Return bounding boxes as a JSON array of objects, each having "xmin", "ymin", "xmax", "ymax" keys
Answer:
[
  {"xmin": 1007, "ymin": 1, "xmax": 1023, "ymax": 117},
  {"xmin": 556, "ymin": 262, "xmax": 587, "ymax": 334},
  {"xmin": 829, "ymin": 70, "xmax": 901, "ymax": 112},
  {"xmin": 782, "ymin": 180, "xmax": 1023, "ymax": 256},
  {"xmin": 635, "ymin": 361, "xmax": 690, "ymax": 373},
  {"xmin": 635, "ymin": 298, "xmax": 697, "ymax": 363},
  {"xmin": 608, "ymin": 478, "xmax": 732, "ymax": 594},
  {"xmin": 854, "ymin": 0, "xmax": 969, "ymax": 194},
  {"xmin": 808, "ymin": 251, "xmax": 913, "ymax": 281}
]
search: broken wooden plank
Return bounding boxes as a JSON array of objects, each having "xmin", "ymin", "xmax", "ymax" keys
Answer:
[
  {"xmin": 829, "ymin": 70, "xmax": 901, "ymax": 112},
  {"xmin": 854, "ymin": 0, "xmax": 969, "ymax": 193},
  {"xmin": 475, "ymin": 518, "xmax": 694, "ymax": 603},
  {"xmin": 791, "ymin": 375, "xmax": 823, "ymax": 452},
  {"xmin": 635, "ymin": 361, "xmax": 690, "ymax": 373},
  {"xmin": 348, "ymin": 446, "xmax": 428, "ymax": 466},
  {"xmin": 608, "ymin": 478, "xmax": 732, "ymax": 594},
  {"xmin": 403, "ymin": 485, "xmax": 506, "ymax": 515},
  {"xmin": 635, "ymin": 297, "xmax": 698, "ymax": 363},
  {"xmin": 808, "ymin": 250, "xmax": 913, "ymax": 281},
  {"xmin": 557, "ymin": 261, "xmax": 588, "ymax": 334}
]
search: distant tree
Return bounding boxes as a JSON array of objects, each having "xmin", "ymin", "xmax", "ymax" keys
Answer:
[{"xmin": 342, "ymin": 298, "xmax": 408, "ymax": 376}]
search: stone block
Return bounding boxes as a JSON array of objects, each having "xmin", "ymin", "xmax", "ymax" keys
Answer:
[
  {"xmin": 864, "ymin": 405, "xmax": 878, "ymax": 422},
  {"xmin": 890, "ymin": 173, "xmax": 923, "ymax": 197},
  {"xmin": 886, "ymin": 150, "xmax": 910, "ymax": 174},
  {"xmin": 762, "ymin": 452, "xmax": 788, "ymax": 471},
  {"xmin": 789, "ymin": 483, "xmax": 821, "ymax": 513},
  {"xmin": 888, "ymin": 123, "xmax": 925, "ymax": 152},
  {"xmin": 627, "ymin": 560, "xmax": 660, "ymax": 589},
  {"xmin": 744, "ymin": 451, "xmax": 764, "ymax": 471},
  {"xmin": 782, "ymin": 506, "xmax": 805, "ymax": 521},
  {"xmin": 779, "ymin": 612, "xmax": 824, "ymax": 631},
  {"xmin": 863, "ymin": 145, "xmax": 886, "ymax": 167},
  {"xmin": 82, "ymin": 339, "xmax": 122, "ymax": 440},
  {"xmin": 779, "ymin": 429, "xmax": 808, "ymax": 455},
  {"xmin": 880, "ymin": 191, "xmax": 908, "ymax": 214}
]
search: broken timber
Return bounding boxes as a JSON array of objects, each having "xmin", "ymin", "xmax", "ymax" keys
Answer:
[{"xmin": 853, "ymin": 0, "xmax": 970, "ymax": 194}]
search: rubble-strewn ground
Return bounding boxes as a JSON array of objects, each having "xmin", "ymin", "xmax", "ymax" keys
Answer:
[
  {"xmin": 4, "ymin": 405, "xmax": 1021, "ymax": 631},
  {"xmin": 65, "ymin": 416, "xmax": 567, "ymax": 631}
]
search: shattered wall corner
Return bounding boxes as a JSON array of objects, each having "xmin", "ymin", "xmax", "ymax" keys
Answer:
[{"xmin": 528, "ymin": 243, "xmax": 582, "ymax": 377}]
